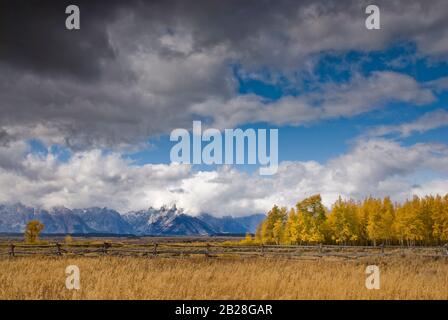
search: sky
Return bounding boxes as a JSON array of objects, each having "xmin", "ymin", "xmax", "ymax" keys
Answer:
[{"xmin": 0, "ymin": 0, "xmax": 448, "ymax": 216}]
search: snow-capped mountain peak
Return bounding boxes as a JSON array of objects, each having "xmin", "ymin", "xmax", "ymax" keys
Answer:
[{"xmin": 0, "ymin": 203, "xmax": 265, "ymax": 236}]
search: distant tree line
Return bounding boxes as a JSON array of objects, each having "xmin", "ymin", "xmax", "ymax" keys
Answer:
[{"xmin": 255, "ymin": 194, "xmax": 448, "ymax": 246}]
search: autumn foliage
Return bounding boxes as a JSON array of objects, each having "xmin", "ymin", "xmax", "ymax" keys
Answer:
[
  {"xmin": 24, "ymin": 220, "xmax": 45, "ymax": 243},
  {"xmin": 256, "ymin": 194, "xmax": 448, "ymax": 246}
]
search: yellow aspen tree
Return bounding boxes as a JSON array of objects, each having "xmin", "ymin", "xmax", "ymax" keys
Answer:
[
  {"xmin": 24, "ymin": 220, "xmax": 45, "ymax": 243},
  {"xmin": 357, "ymin": 199, "xmax": 370, "ymax": 245},
  {"xmin": 259, "ymin": 205, "xmax": 287, "ymax": 244},
  {"xmin": 296, "ymin": 194, "xmax": 327, "ymax": 244},
  {"xmin": 282, "ymin": 208, "xmax": 296, "ymax": 244},
  {"xmin": 328, "ymin": 197, "xmax": 360, "ymax": 245},
  {"xmin": 380, "ymin": 197, "xmax": 395, "ymax": 245},
  {"xmin": 429, "ymin": 194, "xmax": 448, "ymax": 244},
  {"xmin": 272, "ymin": 219, "xmax": 283, "ymax": 245},
  {"xmin": 393, "ymin": 203, "xmax": 407, "ymax": 246},
  {"xmin": 402, "ymin": 196, "xmax": 426, "ymax": 246},
  {"xmin": 260, "ymin": 218, "xmax": 273, "ymax": 244},
  {"xmin": 442, "ymin": 195, "xmax": 448, "ymax": 242},
  {"xmin": 365, "ymin": 197, "xmax": 383, "ymax": 246},
  {"xmin": 271, "ymin": 206, "xmax": 287, "ymax": 244},
  {"xmin": 420, "ymin": 196, "xmax": 435, "ymax": 244},
  {"xmin": 295, "ymin": 209, "xmax": 307, "ymax": 244},
  {"xmin": 240, "ymin": 233, "xmax": 254, "ymax": 245},
  {"xmin": 255, "ymin": 223, "xmax": 263, "ymax": 242}
]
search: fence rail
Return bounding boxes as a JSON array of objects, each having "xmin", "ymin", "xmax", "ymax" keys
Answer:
[{"xmin": 1, "ymin": 242, "xmax": 448, "ymax": 260}]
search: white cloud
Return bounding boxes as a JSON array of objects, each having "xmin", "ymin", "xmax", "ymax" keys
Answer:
[
  {"xmin": 366, "ymin": 109, "xmax": 448, "ymax": 138},
  {"xmin": 0, "ymin": 139, "xmax": 446, "ymax": 216},
  {"xmin": 412, "ymin": 180, "xmax": 448, "ymax": 198},
  {"xmin": 191, "ymin": 71, "xmax": 435, "ymax": 128}
]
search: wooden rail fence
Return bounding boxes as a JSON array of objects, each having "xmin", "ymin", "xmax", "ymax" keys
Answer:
[{"xmin": 1, "ymin": 242, "xmax": 448, "ymax": 260}]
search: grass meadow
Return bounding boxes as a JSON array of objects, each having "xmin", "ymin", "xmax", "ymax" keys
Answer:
[{"xmin": 0, "ymin": 255, "xmax": 447, "ymax": 300}]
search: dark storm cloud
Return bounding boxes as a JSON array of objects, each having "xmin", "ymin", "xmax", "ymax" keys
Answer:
[
  {"xmin": 0, "ymin": 0, "xmax": 126, "ymax": 80},
  {"xmin": 1, "ymin": 0, "xmax": 447, "ymax": 80},
  {"xmin": 0, "ymin": 129, "xmax": 11, "ymax": 146},
  {"xmin": 0, "ymin": 0, "xmax": 425, "ymax": 80},
  {"xmin": 0, "ymin": 0, "xmax": 447, "ymax": 150}
]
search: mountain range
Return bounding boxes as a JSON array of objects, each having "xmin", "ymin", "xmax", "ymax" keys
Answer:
[{"xmin": 0, "ymin": 203, "xmax": 265, "ymax": 236}]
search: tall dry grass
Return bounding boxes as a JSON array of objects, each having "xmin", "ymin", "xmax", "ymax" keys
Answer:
[{"xmin": 0, "ymin": 256, "xmax": 447, "ymax": 300}]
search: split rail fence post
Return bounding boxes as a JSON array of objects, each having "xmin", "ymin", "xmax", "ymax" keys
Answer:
[
  {"xmin": 9, "ymin": 244, "xmax": 15, "ymax": 257},
  {"xmin": 56, "ymin": 243, "xmax": 62, "ymax": 256},
  {"xmin": 261, "ymin": 244, "xmax": 264, "ymax": 257},
  {"xmin": 153, "ymin": 243, "xmax": 158, "ymax": 257},
  {"xmin": 205, "ymin": 244, "xmax": 210, "ymax": 258},
  {"xmin": 103, "ymin": 242, "xmax": 110, "ymax": 255}
]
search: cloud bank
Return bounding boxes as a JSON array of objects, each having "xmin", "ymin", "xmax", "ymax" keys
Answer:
[
  {"xmin": 1, "ymin": 0, "xmax": 448, "ymax": 149},
  {"xmin": 0, "ymin": 139, "xmax": 447, "ymax": 215}
]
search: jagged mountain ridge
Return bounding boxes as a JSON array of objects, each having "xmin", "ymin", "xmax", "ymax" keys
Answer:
[
  {"xmin": 122, "ymin": 205, "xmax": 215, "ymax": 236},
  {"xmin": 0, "ymin": 203, "xmax": 265, "ymax": 235},
  {"xmin": 198, "ymin": 213, "xmax": 266, "ymax": 234}
]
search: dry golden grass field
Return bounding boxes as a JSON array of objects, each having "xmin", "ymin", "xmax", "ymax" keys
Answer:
[{"xmin": 0, "ymin": 255, "xmax": 447, "ymax": 300}]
